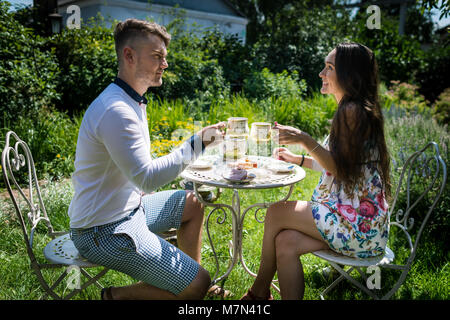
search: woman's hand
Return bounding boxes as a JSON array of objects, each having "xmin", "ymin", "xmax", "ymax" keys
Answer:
[
  {"xmin": 272, "ymin": 147, "xmax": 301, "ymax": 165},
  {"xmin": 272, "ymin": 122, "xmax": 304, "ymax": 145}
]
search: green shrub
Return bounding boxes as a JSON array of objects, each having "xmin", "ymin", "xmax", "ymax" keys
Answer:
[
  {"xmin": 0, "ymin": 107, "xmax": 79, "ymax": 185},
  {"xmin": 353, "ymin": 11, "xmax": 425, "ymax": 85},
  {"xmin": 384, "ymin": 113, "xmax": 449, "ymax": 283},
  {"xmin": 148, "ymin": 19, "xmax": 230, "ymax": 105},
  {"xmin": 382, "ymin": 81, "xmax": 430, "ymax": 116},
  {"xmin": 200, "ymin": 94, "xmax": 264, "ymax": 125},
  {"xmin": 199, "ymin": 29, "xmax": 254, "ymax": 93},
  {"xmin": 151, "ymin": 50, "xmax": 229, "ymax": 102},
  {"xmin": 0, "ymin": 1, "xmax": 60, "ymax": 123},
  {"xmin": 261, "ymin": 92, "xmax": 336, "ymax": 139},
  {"xmin": 416, "ymin": 45, "xmax": 450, "ymax": 103},
  {"xmin": 46, "ymin": 16, "xmax": 117, "ymax": 115},
  {"xmin": 243, "ymin": 68, "xmax": 307, "ymax": 101},
  {"xmin": 248, "ymin": 5, "xmax": 350, "ymax": 93},
  {"xmin": 385, "ymin": 113, "xmax": 449, "ymax": 246},
  {"xmin": 432, "ymin": 88, "xmax": 450, "ymax": 125},
  {"xmin": 146, "ymin": 97, "xmax": 193, "ymax": 139}
]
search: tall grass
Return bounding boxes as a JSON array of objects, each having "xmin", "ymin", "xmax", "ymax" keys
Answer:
[
  {"xmin": 146, "ymin": 92, "xmax": 337, "ymax": 144},
  {"xmin": 0, "ymin": 107, "xmax": 80, "ymax": 186}
]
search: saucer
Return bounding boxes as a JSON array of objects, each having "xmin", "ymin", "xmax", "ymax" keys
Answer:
[
  {"xmin": 189, "ymin": 160, "xmax": 213, "ymax": 170},
  {"xmin": 222, "ymin": 171, "xmax": 256, "ymax": 184},
  {"xmin": 270, "ymin": 163, "xmax": 295, "ymax": 173}
]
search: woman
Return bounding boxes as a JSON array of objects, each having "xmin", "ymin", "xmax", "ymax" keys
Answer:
[{"xmin": 242, "ymin": 42, "xmax": 391, "ymax": 300}]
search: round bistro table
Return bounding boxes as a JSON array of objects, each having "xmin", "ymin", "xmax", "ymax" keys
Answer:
[{"xmin": 180, "ymin": 155, "xmax": 306, "ymax": 291}]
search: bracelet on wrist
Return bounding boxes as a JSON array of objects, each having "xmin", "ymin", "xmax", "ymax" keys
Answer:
[
  {"xmin": 299, "ymin": 154, "xmax": 305, "ymax": 167},
  {"xmin": 310, "ymin": 143, "xmax": 320, "ymax": 153}
]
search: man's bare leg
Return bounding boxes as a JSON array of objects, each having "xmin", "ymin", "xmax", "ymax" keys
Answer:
[
  {"xmin": 107, "ymin": 266, "xmax": 211, "ymax": 300},
  {"xmin": 106, "ymin": 191, "xmax": 209, "ymax": 300},
  {"xmin": 176, "ymin": 191, "xmax": 205, "ymax": 262}
]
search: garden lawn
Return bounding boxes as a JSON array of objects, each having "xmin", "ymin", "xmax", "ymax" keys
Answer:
[{"xmin": 0, "ymin": 165, "xmax": 448, "ymax": 300}]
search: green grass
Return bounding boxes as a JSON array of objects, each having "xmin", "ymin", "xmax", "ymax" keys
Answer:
[{"xmin": 0, "ymin": 166, "xmax": 448, "ymax": 300}]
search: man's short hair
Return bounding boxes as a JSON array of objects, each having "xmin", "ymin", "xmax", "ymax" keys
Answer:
[{"xmin": 113, "ymin": 19, "xmax": 171, "ymax": 61}]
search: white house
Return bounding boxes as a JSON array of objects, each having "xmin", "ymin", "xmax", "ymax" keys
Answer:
[{"xmin": 57, "ymin": 0, "xmax": 248, "ymax": 42}]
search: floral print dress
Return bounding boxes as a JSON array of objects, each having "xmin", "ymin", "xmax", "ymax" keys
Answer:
[{"xmin": 310, "ymin": 138, "xmax": 390, "ymax": 258}]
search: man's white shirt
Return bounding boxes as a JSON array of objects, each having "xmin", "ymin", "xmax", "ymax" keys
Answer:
[{"xmin": 68, "ymin": 83, "xmax": 202, "ymax": 228}]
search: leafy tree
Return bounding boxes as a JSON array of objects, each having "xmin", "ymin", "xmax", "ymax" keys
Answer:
[
  {"xmin": 352, "ymin": 9, "xmax": 426, "ymax": 84},
  {"xmin": 247, "ymin": 3, "xmax": 352, "ymax": 92},
  {"xmin": 227, "ymin": 0, "xmax": 335, "ymax": 45},
  {"xmin": 45, "ymin": 16, "xmax": 117, "ymax": 115},
  {"xmin": 418, "ymin": 0, "xmax": 450, "ymax": 19},
  {"xmin": 0, "ymin": 1, "xmax": 60, "ymax": 123},
  {"xmin": 198, "ymin": 29, "xmax": 254, "ymax": 93}
]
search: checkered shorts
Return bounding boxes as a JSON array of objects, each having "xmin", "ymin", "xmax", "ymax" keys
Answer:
[{"xmin": 70, "ymin": 190, "xmax": 200, "ymax": 295}]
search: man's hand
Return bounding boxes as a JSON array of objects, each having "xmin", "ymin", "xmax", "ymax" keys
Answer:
[{"xmin": 198, "ymin": 122, "xmax": 226, "ymax": 148}]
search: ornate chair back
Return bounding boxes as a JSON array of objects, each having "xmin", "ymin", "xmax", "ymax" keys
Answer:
[
  {"xmin": 383, "ymin": 141, "xmax": 447, "ymax": 298},
  {"xmin": 2, "ymin": 131, "xmax": 109, "ymax": 299},
  {"xmin": 2, "ymin": 131, "xmax": 62, "ymax": 259}
]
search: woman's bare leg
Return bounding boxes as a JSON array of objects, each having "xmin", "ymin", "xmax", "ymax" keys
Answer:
[
  {"xmin": 250, "ymin": 200, "xmax": 328, "ymax": 299},
  {"xmin": 275, "ymin": 229, "xmax": 328, "ymax": 299}
]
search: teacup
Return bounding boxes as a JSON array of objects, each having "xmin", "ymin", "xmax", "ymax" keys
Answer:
[
  {"xmin": 250, "ymin": 122, "xmax": 272, "ymax": 142},
  {"xmin": 227, "ymin": 117, "xmax": 249, "ymax": 138},
  {"xmin": 222, "ymin": 136, "xmax": 247, "ymax": 160}
]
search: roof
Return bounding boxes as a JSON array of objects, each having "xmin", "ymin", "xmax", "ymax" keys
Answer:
[{"xmin": 58, "ymin": 0, "xmax": 246, "ymax": 18}]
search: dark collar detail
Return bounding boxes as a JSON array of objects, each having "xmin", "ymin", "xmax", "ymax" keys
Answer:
[{"xmin": 114, "ymin": 77, "xmax": 148, "ymax": 105}]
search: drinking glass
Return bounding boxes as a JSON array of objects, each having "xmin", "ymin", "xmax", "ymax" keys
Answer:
[
  {"xmin": 250, "ymin": 122, "xmax": 272, "ymax": 142},
  {"xmin": 222, "ymin": 136, "xmax": 248, "ymax": 161},
  {"xmin": 249, "ymin": 122, "xmax": 272, "ymax": 157},
  {"xmin": 226, "ymin": 117, "xmax": 249, "ymax": 138}
]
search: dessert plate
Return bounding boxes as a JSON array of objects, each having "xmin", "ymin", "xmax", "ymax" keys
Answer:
[
  {"xmin": 270, "ymin": 163, "xmax": 295, "ymax": 173},
  {"xmin": 189, "ymin": 160, "xmax": 213, "ymax": 170},
  {"xmin": 222, "ymin": 169, "xmax": 256, "ymax": 184}
]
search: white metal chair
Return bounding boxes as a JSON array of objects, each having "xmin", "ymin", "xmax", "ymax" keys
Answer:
[
  {"xmin": 1, "ymin": 131, "xmax": 109, "ymax": 299},
  {"xmin": 312, "ymin": 141, "xmax": 447, "ymax": 299}
]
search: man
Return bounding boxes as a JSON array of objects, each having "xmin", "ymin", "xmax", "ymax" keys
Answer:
[{"xmin": 68, "ymin": 18, "xmax": 225, "ymax": 300}]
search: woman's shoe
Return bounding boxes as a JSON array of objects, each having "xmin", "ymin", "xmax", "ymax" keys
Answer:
[
  {"xmin": 207, "ymin": 285, "xmax": 232, "ymax": 299},
  {"xmin": 240, "ymin": 288, "xmax": 273, "ymax": 300}
]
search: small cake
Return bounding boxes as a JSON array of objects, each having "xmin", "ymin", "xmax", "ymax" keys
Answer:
[{"xmin": 224, "ymin": 168, "xmax": 248, "ymax": 181}]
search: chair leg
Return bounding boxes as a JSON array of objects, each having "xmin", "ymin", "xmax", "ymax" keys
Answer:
[
  {"xmin": 320, "ymin": 273, "xmax": 345, "ymax": 300},
  {"xmin": 381, "ymin": 266, "xmax": 411, "ymax": 300},
  {"xmin": 80, "ymin": 268, "xmax": 105, "ymax": 289},
  {"xmin": 355, "ymin": 267, "xmax": 368, "ymax": 282},
  {"xmin": 32, "ymin": 265, "xmax": 64, "ymax": 300},
  {"xmin": 326, "ymin": 263, "xmax": 381, "ymax": 300},
  {"xmin": 63, "ymin": 267, "xmax": 109, "ymax": 300},
  {"xmin": 319, "ymin": 264, "xmax": 352, "ymax": 299},
  {"xmin": 36, "ymin": 266, "xmax": 109, "ymax": 300}
]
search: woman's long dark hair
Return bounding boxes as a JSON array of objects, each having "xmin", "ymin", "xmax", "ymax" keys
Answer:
[{"xmin": 329, "ymin": 42, "xmax": 391, "ymax": 198}]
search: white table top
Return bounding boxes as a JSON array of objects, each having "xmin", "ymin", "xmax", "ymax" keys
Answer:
[{"xmin": 181, "ymin": 155, "xmax": 306, "ymax": 190}]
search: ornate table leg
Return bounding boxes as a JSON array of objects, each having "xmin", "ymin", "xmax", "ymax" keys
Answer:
[{"xmin": 193, "ymin": 183, "xmax": 239, "ymax": 287}]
